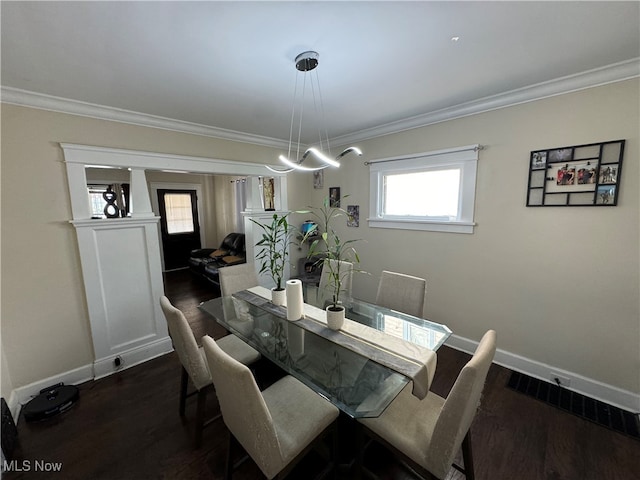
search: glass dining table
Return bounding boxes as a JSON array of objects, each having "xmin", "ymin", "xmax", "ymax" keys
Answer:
[{"xmin": 199, "ymin": 286, "xmax": 451, "ymax": 418}]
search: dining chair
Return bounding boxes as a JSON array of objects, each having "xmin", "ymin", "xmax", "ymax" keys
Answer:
[
  {"xmin": 159, "ymin": 296, "xmax": 261, "ymax": 448},
  {"xmin": 375, "ymin": 270, "xmax": 427, "ymax": 318},
  {"xmin": 219, "ymin": 263, "xmax": 259, "ymax": 296},
  {"xmin": 318, "ymin": 259, "xmax": 353, "ymax": 308},
  {"xmin": 202, "ymin": 334, "xmax": 340, "ymax": 480},
  {"xmin": 357, "ymin": 330, "xmax": 497, "ymax": 480}
]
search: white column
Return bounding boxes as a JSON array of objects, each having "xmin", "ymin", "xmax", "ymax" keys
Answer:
[
  {"xmin": 71, "ymin": 218, "xmax": 170, "ymax": 378},
  {"xmin": 130, "ymin": 168, "xmax": 155, "ymax": 218},
  {"xmin": 65, "ymin": 163, "xmax": 91, "ymax": 219}
]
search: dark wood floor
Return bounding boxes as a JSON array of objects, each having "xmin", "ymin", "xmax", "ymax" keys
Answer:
[{"xmin": 5, "ymin": 269, "xmax": 639, "ymax": 480}]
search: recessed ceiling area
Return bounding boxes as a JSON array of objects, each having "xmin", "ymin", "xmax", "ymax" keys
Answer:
[{"xmin": 2, "ymin": 1, "xmax": 639, "ymax": 146}]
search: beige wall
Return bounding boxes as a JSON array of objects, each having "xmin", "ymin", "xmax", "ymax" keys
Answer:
[
  {"xmin": 310, "ymin": 79, "xmax": 639, "ymax": 394},
  {"xmin": 1, "ymin": 78, "xmax": 638, "ymax": 402},
  {"xmin": 0, "ymin": 105, "xmax": 284, "ymax": 388}
]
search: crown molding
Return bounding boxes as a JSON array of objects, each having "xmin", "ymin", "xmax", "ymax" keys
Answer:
[
  {"xmin": 0, "ymin": 87, "xmax": 290, "ymax": 150},
  {"xmin": 2, "ymin": 58, "xmax": 638, "ymax": 149},
  {"xmin": 332, "ymin": 58, "xmax": 640, "ymax": 147}
]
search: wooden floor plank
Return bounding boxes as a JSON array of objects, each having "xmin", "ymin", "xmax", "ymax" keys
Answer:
[{"xmin": 4, "ymin": 270, "xmax": 639, "ymax": 480}]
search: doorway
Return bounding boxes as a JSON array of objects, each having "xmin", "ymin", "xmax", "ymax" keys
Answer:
[{"xmin": 157, "ymin": 189, "xmax": 201, "ymax": 270}]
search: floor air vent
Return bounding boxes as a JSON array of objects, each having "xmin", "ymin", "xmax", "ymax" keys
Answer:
[{"xmin": 507, "ymin": 372, "xmax": 639, "ymax": 440}]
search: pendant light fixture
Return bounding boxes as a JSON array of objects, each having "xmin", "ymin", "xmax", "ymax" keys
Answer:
[{"xmin": 266, "ymin": 51, "xmax": 362, "ymax": 173}]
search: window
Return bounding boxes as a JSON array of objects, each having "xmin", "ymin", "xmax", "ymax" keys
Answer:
[
  {"xmin": 87, "ymin": 183, "xmax": 130, "ymax": 219},
  {"xmin": 163, "ymin": 193, "xmax": 195, "ymax": 234},
  {"xmin": 369, "ymin": 145, "xmax": 480, "ymax": 233},
  {"xmin": 88, "ymin": 185, "xmax": 109, "ymax": 218}
]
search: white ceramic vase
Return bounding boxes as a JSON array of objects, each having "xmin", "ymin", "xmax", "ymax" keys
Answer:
[
  {"xmin": 271, "ymin": 288, "xmax": 286, "ymax": 306},
  {"xmin": 326, "ymin": 305, "xmax": 345, "ymax": 330}
]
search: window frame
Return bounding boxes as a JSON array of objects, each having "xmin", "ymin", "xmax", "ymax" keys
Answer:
[{"xmin": 368, "ymin": 145, "xmax": 480, "ymax": 234}]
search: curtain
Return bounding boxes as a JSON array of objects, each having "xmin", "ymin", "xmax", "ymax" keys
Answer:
[{"xmin": 234, "ymin": 179, "xmax": 247, "ymax": 232}]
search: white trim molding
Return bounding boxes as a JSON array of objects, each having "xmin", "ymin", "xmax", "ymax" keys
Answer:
[
  {"xmin": 11, "ymin": 364, "xmax": 94, "ymax": 420},
  {"xmin": 3, "ymin": 58, "xmax": 638, "ymax": 147},
  {"xmin": 93, "ymin": 337, "xmax": 173, "ymax": 380},
  {"xmin": 7, "ymin": 337, "xmax": 174, "ymax": 420},
  {"xmin": 1, "ymin": 87, "xmax": 290, "ymax": 149},
  {"xmin": 60, "ymin": 143, "xmax": 288, "ymax": 178},
  {"xmin": 60, "ymin": 144, "xmax": 290, "ymax": 389},
  {"xmin": 369, "ymin": 144, "xmax": 479, "ymax": 234},
  {"xmin": 70, "ymin": 217, "xmax": 170, "ymax": 374},
  {"xmin": 445, "ymin": 334, "xmax": 640, "ymax": 414},
  {"xmin": 334, "ymin": 58, "xmax": 640, "ymax": 146}
]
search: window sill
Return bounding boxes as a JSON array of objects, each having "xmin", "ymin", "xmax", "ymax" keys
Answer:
[{"xmin": 367, "ymin": 218, "xmax": 475, "ymax": 234}]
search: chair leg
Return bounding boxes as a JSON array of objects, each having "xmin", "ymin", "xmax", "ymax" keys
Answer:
[
  {"xmin": 332, "ymin": 423, "xmax": 339, "ymax": 480},
  {"xmin": 195, "ymin": 388, "xmax": 207, "ymax": 448},
  {"xmin": 461, "ymin": 431, "xmax": 475, "ymax": 480},
  {"xmin": 179, "ymin": 366, "xmax": 188, "ymax": 417},
  {"xmin": 355, "ymin": 423, "xmax": 379, "ymax": 480},
  {"xmin": 225, "ymin": 431, "xmax": 238, "ymax": 480},
  {"xmin": 355, "ymin": 423, "xmax": 364, "ymax": 480}
]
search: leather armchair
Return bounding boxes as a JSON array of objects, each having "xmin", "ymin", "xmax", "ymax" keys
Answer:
[{"xmin": 188, "ymin": 233, "xmax": 247, "ymax": 289}]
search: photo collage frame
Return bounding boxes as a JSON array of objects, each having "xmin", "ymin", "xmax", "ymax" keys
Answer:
[{"xmin": 526, "ymin": 139, "xmax": 625, "ymax": 207}]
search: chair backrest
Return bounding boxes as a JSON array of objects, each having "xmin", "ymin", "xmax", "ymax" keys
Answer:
[
  {"xmin": 375, "ymin": 270, "xmax": 427, "ymax": 318},
  {"xmin": 427, "ymin": 330, "xmax": 497, "ymax": 479},
  {"xmin": 159, "ymin": 296, "xmax": 211, "ymax": 390},
  {"xmin": 219, "ymin": 263, "xmax": 259, "ymax": 296},
  {"xmin": 318, "ymin": 259, "xmax": 353, "ymax": 307},
  {"xmin": 202, "ymin": 335, "xmax": 284, "ymax": 477}
]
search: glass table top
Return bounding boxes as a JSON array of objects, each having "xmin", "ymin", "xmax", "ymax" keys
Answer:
[
  {"xmin": 199, "ymin": 288, "xmax": 451, "ymax": 418},
  {"xmin": 303, "ymin": 286, "xmax": 452, "ymax": 352}
]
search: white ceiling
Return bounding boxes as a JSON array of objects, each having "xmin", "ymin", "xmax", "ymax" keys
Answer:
[{"xmin": 2, "ymin": 1, "xmax": 639, "ymax": 147}]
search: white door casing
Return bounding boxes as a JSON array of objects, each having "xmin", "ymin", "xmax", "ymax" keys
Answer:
[{"xmin": 61, "ymin": 144, "xmax": 287, "ymax": 378}]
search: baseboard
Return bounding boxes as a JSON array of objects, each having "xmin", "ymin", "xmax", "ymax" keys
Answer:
[
  {"xmin": 10, "ymin": 337, "xmax": 174, "ymax": 421},
  {"xmin": 12, "ymin": 363, "xmax": 94, "ymax": 419},
  {"xmin": 93, "ymin": 336, "xmax": 173, "ymax": 379},
  {"xmin": 6, "ymin": 390, "xmax": 20, "ymax": 424},
  {"xmin": 445, "ymin": 334, "xmax": 640, "ymax": 413}
]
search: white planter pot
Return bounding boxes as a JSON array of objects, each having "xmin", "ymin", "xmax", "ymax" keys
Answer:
[
  {"xmin": 271, "ymin": 288, "xmax": 286, "ymax": 306},
  {"xmin": 326, "ymin": 305, "xmax": 345, "ymax": 331}
]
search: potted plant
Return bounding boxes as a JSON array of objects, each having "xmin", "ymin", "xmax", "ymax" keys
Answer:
[
  {"xmin": 251, "ymin": 213, "xmax": 296, "ymax": 306},
  {"xmin": 301, "ymin": 196, "xmax": 363, "ymax": 330}
]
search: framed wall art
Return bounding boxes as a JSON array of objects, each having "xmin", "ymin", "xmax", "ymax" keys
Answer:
[
  {"xmin": 313, "ymin": 170, "xmax": 324, "ymax": 189},
  {"xmin": 526, "ymin": 139, "xmax": 625, "ymax": 207},
  {"xmin": 329, "ymin": 187, "xmax": 341, "ymax": 207},
  {"xmin": 347, "ymin": 205, "xmax": 360, "ymax": 227}
]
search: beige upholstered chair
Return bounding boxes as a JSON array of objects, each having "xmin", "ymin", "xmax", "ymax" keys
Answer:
[
  {"xmin": 219, "ymin": 263, "xmax": 259, "ymax": 296},
  {"xmin": 159, "ymin": 296, "xmax": 260, "ymax": 448},
  {"xmin": 358, "ymin": 330, "xmax": 497, "ymax": 480},
  {"xmin": 317, "ymin": 259, "xmax": 353, "ymax": 308},
  {"xmin": 375, "ymin": 270, "xmax": 427, "ymax": 318},
  {"xmin": 202, "ymin": 335, "xmax": 340, "ymax": 479}
]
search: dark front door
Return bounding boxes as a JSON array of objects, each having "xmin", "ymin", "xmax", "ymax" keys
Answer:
[{"xmin": 157, "ymin": 189, "xmax": 201, "ymax": 270}]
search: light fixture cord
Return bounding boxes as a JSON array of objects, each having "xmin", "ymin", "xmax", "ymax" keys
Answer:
[
  {"xmin": 313, "ymin": 66, "xmax": 332, "ymax": 157},
  {"xmin": 295, "ymin": 70, "xmax": 306, "ymax": 163},
  {"xmin": 286, "ymin": 71, "xmax": 300, "ymax": 162}
]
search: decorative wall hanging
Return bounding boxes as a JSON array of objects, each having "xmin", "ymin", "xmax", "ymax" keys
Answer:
[
  {"xmin": 329, "ymin": 187, "xmax": 341, "ymax": 207},
  {"xmin": 526, "ymin": 139, "xmax": 625, "ymax": 207},
  {"xmin": 347, "ymin": 205, "xmax": 360, "ymax": 227},
  {"xmin": 261, "ymin": 177, "xmax": 276, "ymax": 211},
  {"xmin": 101, "ymin": 184, "xmax": 128, "ymax": 218},
  {"xmin": 313, "ymin": 170, "xmax": 324, "ymax": 189}
]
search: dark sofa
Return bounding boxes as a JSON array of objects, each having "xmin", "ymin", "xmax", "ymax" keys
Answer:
[{"xmin": 188, "ymin": 232, "xmax": 247, "ymax": 290}]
